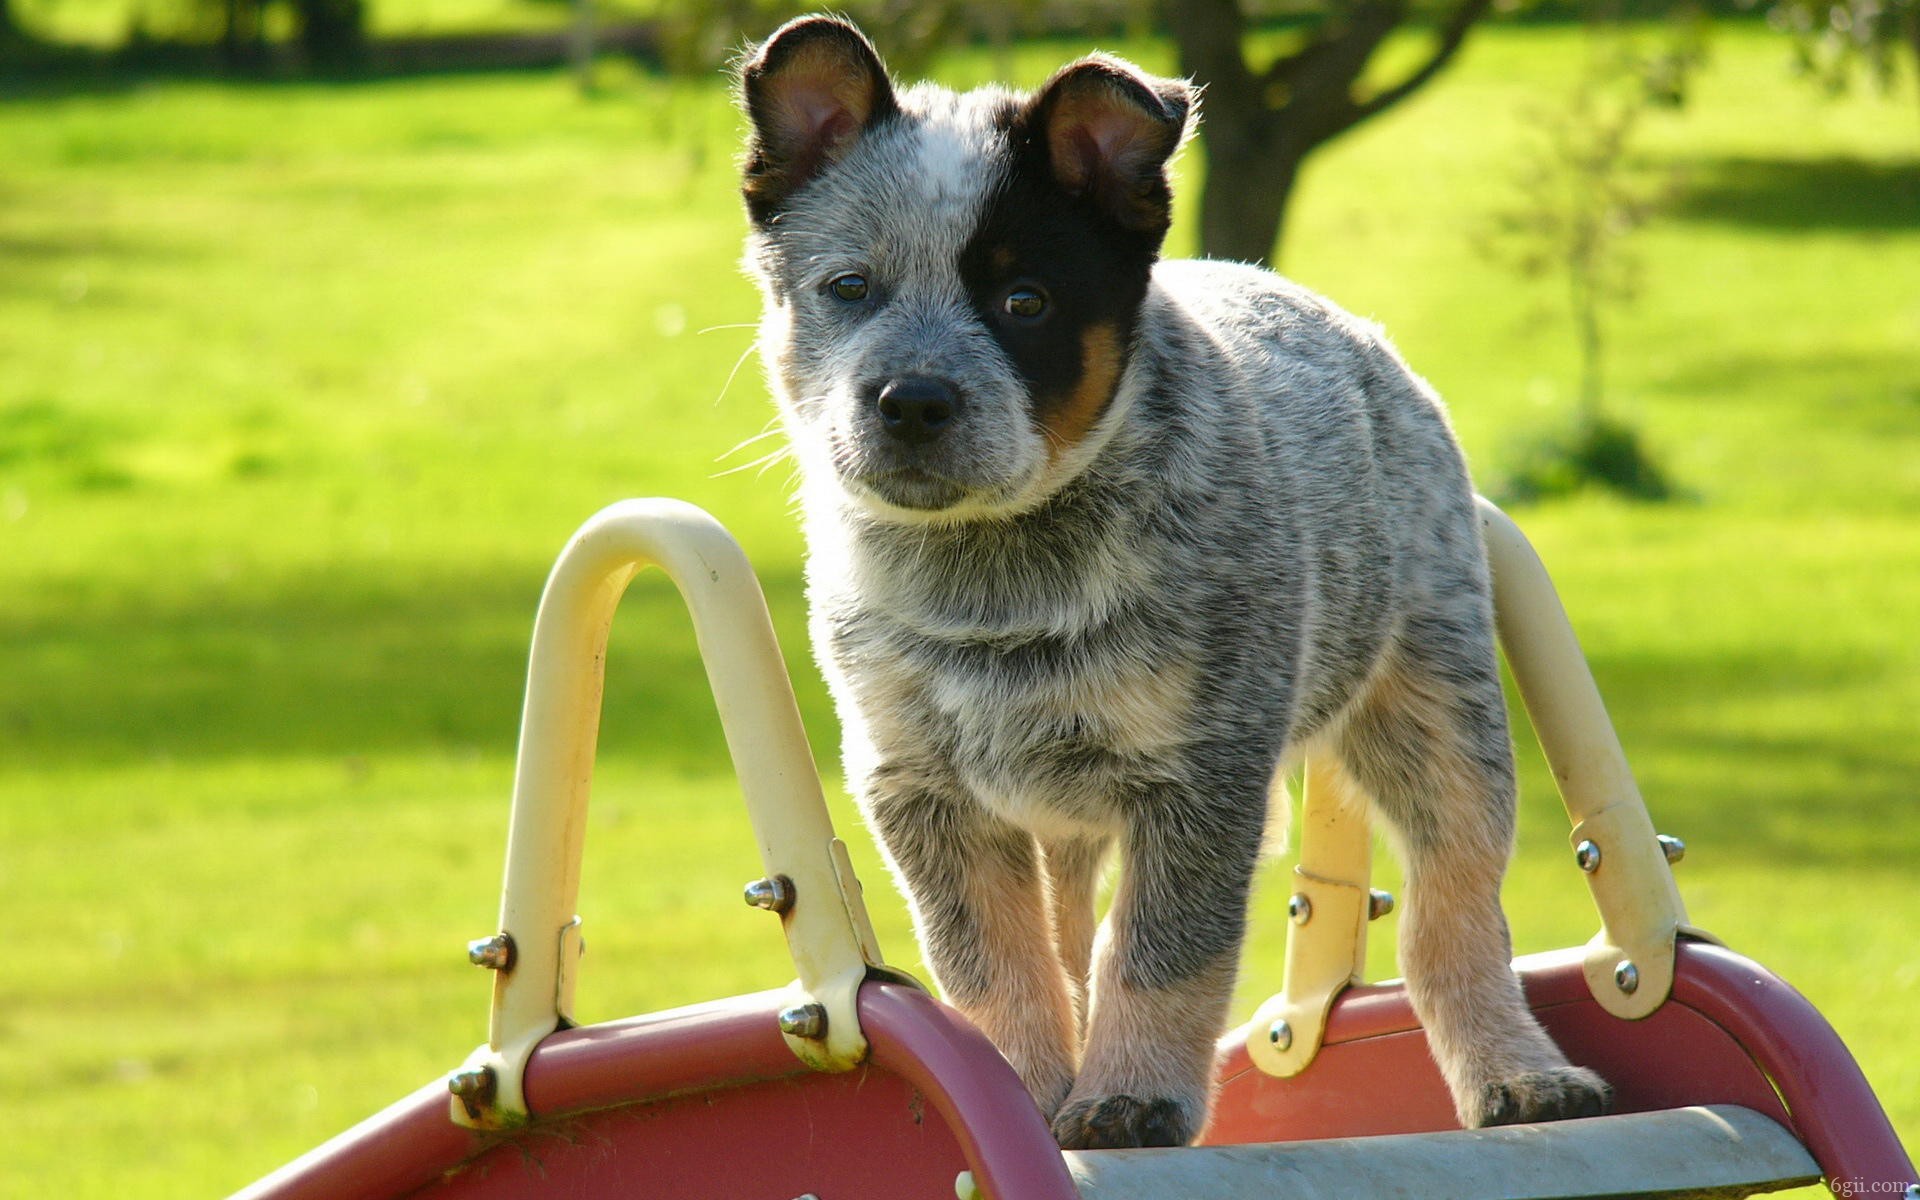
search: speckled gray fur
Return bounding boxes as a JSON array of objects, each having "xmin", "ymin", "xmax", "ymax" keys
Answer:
[{"xmin": 739, "ymin": 16, "xmax": 1610, "ymax": 1150}]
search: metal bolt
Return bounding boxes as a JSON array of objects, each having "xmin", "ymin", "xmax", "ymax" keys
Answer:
[
  {"xmin": 778, "ymin": 1002, "xmax": 828, "ymax": 1040},
  {"xmin": 446, "ymin": 1066, "xmax": 494, "ymax": 1101},
  {"xmin": 1368, "ymin": 889, "xmax": 1396, "ymax": 920},
  {"xmin": 467, "ymin": 933, "xmax": 514, "ymax": 971},
  {"xmin": 1657, "ymin": 834, "xmax": 1686, "ymax": 865},
  {"xmin": 1288, "ymin": 893, "xmax": 1312, "ymax": 925},
  {"xmin": 1575, "ymin": 840, "xmax": 1602, "ymax": 873},
  {"xmin": 1615, "ymin": 961, "xmax": 1640, "ymax": 994},
  {"xmin": 744, "ymin": 875, "xmax": 796, "ymax": 915},
  {"xmin": 1268, "ymin": 1019, "xmax": 1293, "ymax": 1051}
]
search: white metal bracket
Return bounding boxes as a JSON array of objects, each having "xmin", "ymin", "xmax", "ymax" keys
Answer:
[{"xmin": 1246, "ymin": 758, "xmax": 1375, "ymax": 1077}]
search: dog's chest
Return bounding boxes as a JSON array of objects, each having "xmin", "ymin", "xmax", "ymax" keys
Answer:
[{"xmin": 848, "ymin": 599, "xmax": 1198, "ymax": 836}]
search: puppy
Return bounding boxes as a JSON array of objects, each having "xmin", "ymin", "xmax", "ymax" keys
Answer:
[{"xmin": 736, "ymin": 16, "xmax": 1610, "ymax": 1150}]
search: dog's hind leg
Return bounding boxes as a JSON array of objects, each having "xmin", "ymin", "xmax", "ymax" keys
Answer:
[
  {"xmin": 1335, "ymin": 617, "xmax": 1612, "ymax": 1128},
  {"xmin": 1041, "ymin": 834, "xmax": 1111, "ymax": 1046},
  {"xmin": 867, "ymin": 782, "xmax": 1079, "ymax": 1117}
]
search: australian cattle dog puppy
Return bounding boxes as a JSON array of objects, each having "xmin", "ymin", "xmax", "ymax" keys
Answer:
[{"xmin": 735, "ymin": 16, "xmax": 1611, "ymax": 1150}]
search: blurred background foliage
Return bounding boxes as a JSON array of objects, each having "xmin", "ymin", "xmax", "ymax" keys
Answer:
[{"xmin": 1, "ymin": 1, "xmax": 1916, "ymax": 1197}]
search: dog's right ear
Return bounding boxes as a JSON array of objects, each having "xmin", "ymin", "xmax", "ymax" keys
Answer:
[{"xmin": 738, "ymin": 16, "xmax": 897, "ymax": 225}]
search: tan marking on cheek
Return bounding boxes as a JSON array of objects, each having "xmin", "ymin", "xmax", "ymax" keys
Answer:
[{"xmin": 1041, "ymin": 322, "xmax": 1124, "ymax": 458}]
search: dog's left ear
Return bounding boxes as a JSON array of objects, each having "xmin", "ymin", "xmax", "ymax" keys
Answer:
[{"xmin": 1022, "ymin": 55, "xmax": 1195, "ymax": 236}]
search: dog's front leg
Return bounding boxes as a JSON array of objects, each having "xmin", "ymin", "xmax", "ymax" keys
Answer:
[
  {"xmin": 1053, "ymin": 790, "xmax": 1264, "ymax": 1149},
  {"xmin": 867, "ymin": 780, "xmax": 1079, "ymax": 1117},
  {"xmin": 1040, "ymin": 834, "xmax": 1110, "ymax": 1045}
]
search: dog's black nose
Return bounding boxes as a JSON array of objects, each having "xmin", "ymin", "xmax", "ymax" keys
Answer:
[{"xmin": 876, "ymin": 377, "xmax": 961, "ymax": 444}]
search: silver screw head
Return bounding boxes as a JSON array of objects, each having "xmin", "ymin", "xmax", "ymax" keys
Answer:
[
  {"xmin": 467, "ymin": 933, "xmax": 514, "ymax": 971},
  {"xmin": 744, "ymin": 875, "xmax": 796, "ymax": 914},
  {"xmin": 1288, "ymin": 894, "xmax": 1312, "ymax": 925},
  {"xmin": 1614, "ymin": 960, "xmax": 1640, "ymax": 994},
  {"xmin": 446, "ymin": 1066, "xmax": 494, "ymax": 1100},
  {"xmin": 1268, "ymin": 1019, "xmax": 1293, "ymax": 1051},
  {"xmin": 1368, "ymin": 889, "xmax": 1396, "ymax": 920},
  {"xmin": 1657, "ymin": 834, "xmax": 1686, "ymax": 865},
  {"xmin": 778, "ymin": 1002, "xmax": 828, "ymax": 1040},
  {"xmin": 1575, "ymin": 840, "xmax": 1602, "ymax": 873}
]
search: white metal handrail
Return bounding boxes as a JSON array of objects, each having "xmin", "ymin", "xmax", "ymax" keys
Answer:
[
  {"xmin": 1248, "ymin": 498, "xmax": 1712, "ymax": 1078},
  {"xmin": 447, "ymin": 499, "xmax": 887, "ymax": 1129}
]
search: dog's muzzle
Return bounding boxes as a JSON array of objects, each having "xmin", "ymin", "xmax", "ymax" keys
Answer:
[
  {"xmin": 874, "ymin": 377, "xmax": 963, "ymax": 445},
  {"xmin": 842, "ymin": 375, "xmax": 1008, "ymax": 513}
]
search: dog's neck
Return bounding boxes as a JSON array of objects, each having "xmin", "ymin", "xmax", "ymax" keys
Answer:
[{"xmin": 799, "ymin": 383, "xmax": 1178, "ymax": 645}]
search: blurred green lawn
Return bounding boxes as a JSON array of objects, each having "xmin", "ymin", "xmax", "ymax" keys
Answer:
[
  {"xmin": 1, "ymin": 22, "xmax": 1916, "ymax": 1199},
  {"xmin": 9, "ymin": 0, "xmax": 671, "ymax": 45}
]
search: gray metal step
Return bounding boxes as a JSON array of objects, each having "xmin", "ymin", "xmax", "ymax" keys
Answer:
[
  {"xmin": 1067, "ymin": 1105, "xmax": 1819, "ymax": 1200},
  {"xmin": 962, "ymin": 1105, "xmax": 1823, "ymax": 1200}
]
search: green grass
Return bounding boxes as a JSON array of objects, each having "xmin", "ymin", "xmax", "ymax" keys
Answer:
[
  {"xmin": 8, "ymin": 0, "xmax": 672, "ymax": 47},
  {"xmin": 2, "ymin": 24, "xmax": 1917, "ymax": 1198}
]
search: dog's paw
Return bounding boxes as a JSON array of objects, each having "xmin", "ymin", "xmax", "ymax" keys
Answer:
[
  {"xmin": 1472, "ymin": 1066, "xmax": 1612, "ymax": 1127},
  {"xmin": 1051, "ymin": 1093, "xmax": 1194, "ymax": 1150}
]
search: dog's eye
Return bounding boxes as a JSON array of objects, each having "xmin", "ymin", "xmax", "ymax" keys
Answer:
[
  {"xmin": 1003, "ymin": 286, "xmax": 1047, "ymax": 320},
  {"xmin": 830, "ymin": 273, "xmax": 870, "ymax": 302}
]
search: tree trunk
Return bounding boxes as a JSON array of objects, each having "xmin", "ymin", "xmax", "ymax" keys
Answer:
[
  {"xmin": 1572, "ymin": 263, "xmax": 1604, "ymax": 424},
  {"xmin": 220, "ymin": 0, "xmax": 265, "ymax": 71},
  {"xmin": 294, "ymin": 0, "xmax": 367, "ymax": 71},
  {"xmin": 570, "ymin": 0, "xmax": 596, "ymax": 94},
  {"xmin": 1197, "ymin": 140, "xmax": 1303, "ymax": 265},
  {"xmin": 1909, "ymin": 11, "xmax": 1920, "ymax": 123},
  {"xmin": 1168, "ymin": 0, "xmax": 1494, "ymax": 265}
]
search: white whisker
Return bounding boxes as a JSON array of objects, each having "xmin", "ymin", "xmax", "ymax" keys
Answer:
[
  {"xmin": 715, "ymin": 418, "xmax": 787, "ymax": 463},
  {"xmin": 712, "ymin": 334, "xmax": 762, "ymax": 409},
  {"xmin": 712, "ymin": 445, "xmax": 795, "ymax": 479}
]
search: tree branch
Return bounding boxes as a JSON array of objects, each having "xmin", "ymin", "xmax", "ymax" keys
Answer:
[
  {"xmin": 1164, "ymin": 0, "xmax": 1258, "ymax": 115},
  {"xmin": 1342, "ymin": 0, "xmax": 1494, "ymax": 129},
  {"xmin": 1262, "ymin": 0, "xmax": 1407, "ymax": 143}
]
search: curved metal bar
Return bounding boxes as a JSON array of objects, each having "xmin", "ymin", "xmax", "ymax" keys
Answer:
[
  {"xmin": 450, "ymin": 499, "xmax": 886, "ymax": 1129},
  {"xmin": 1476, "ymin": 498, "xmax": 1708, "ymax": 1019},
  {"xmin": 1248, "ymin": 498, "xmax": 1707, "ymax": 1077}
]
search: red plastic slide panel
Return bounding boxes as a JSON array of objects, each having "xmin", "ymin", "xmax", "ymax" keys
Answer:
[
  {"xmin": 237, "ymin": 984, "xmax": 1078, "ymax": 1200},
  {"xmin": 421, "ymin": 982, "xmax": 1079, "ymax": 1199}
]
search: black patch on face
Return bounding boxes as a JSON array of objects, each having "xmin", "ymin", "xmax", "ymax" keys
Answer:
[{"xmin": 956, "ymin": 115, "xmax": 1166, "ymax": 438}]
